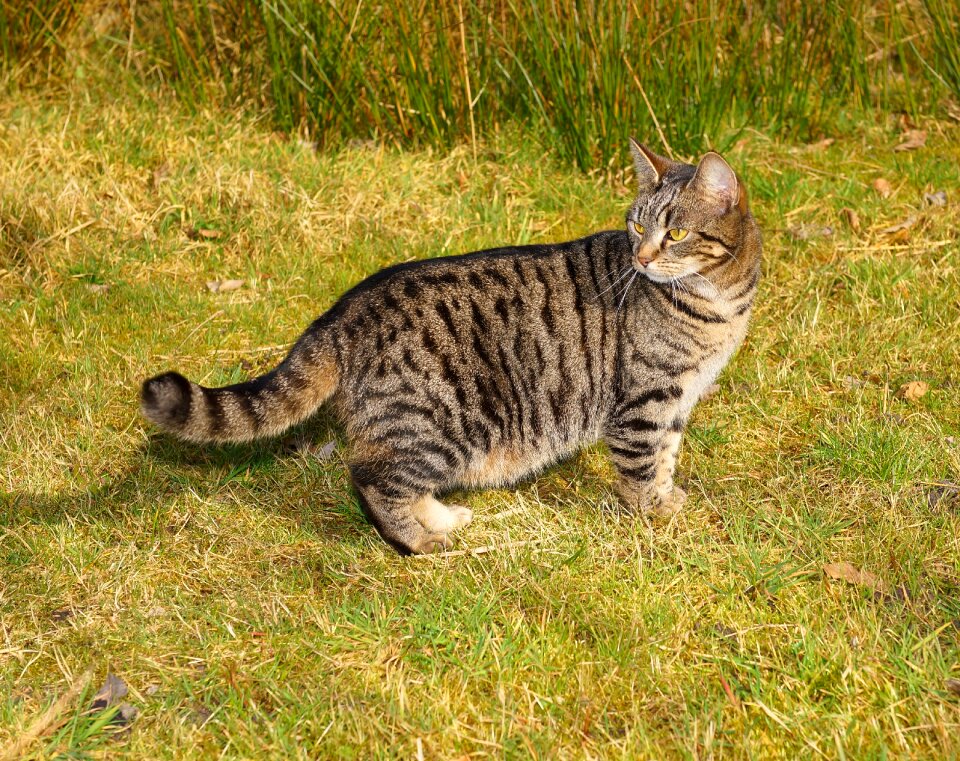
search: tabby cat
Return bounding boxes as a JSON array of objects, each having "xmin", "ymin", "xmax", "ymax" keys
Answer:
[{"xmin": 141, "ymin": 141, "xmax": 761, "ymax": 554}]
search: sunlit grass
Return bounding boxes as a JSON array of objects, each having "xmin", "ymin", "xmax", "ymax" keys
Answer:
[{"xmin": 1, "ymin": 58, "xmax": 960, "ymax": 759}]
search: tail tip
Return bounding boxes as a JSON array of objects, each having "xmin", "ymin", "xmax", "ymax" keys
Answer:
[{"xmin": 141, "ymin": 371, "xmax": 193, "ymax": 429}]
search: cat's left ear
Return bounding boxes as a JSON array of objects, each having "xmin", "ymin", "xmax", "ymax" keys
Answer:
[
  {"xmin": 690, "ymin": 152, "xmax": 740, "ymax": 213},
  {"xmin": 629, "ymin": 138, "xmax": 671, "ymax": 190}
]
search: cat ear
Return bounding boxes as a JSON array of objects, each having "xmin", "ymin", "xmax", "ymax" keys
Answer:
[
  {"xmin": 629, "ymin": 138, "xmax": 670, "ymax": 190},
  {"xmin": 690, "ymin": 152, "xmax": 739, "ymax": 213}
]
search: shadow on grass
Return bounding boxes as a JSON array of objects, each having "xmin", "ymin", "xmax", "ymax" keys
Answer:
[{"xmin": 3, "ymin": 413, "xmax": 372, "ymax": 541}]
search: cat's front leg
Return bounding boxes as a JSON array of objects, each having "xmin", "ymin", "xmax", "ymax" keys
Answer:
[{"xmin": 604, "ymin": 417, "xmax": 687, "ymax": 517}]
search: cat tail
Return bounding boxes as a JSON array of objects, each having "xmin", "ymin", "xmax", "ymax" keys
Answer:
[{"xmin": 140, "ymin": 332, "xmax": 339, "ymax": 444}]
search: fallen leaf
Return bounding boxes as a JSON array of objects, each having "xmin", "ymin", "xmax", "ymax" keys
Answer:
[
  {"xmin": 188, "ymin": 227, "xmax": 223, "ymax": 241},
  {"xmin": 85, "ymin": 283, "xmax": 110, "ymax": 294},
  {"xmin": 947, "ymin": 679, "xmax": 960, "ymax": 697},
  {"xmin": 926, "ymin": 480, "xmax": 960, "ymax": 511},
  {"xmin": 206, "ymin": 279, "xmax": 244, "ymax": 294},
  {"xmin": 878, "ymin": 215, "xmax": 917, "ymax": 241},
  {"xmin": 872, "ymin": 178, "xmax": 893, "ymax": 198},
  {"xmin": 840, "ymin": 207, "xmax": 861, "ymax": 232},
  {"xmin": 896, "ymin": 380, "xmax": 928, "ymax": 401},
  {"xmin": 805, "ymin": 137, "xmax": 835, "ymax": 151},
  {"xmin": 924, "ymin": 190, "xmax": 947, "ymax": 207},
  {"xmin": 89, "ymin": 673, "xmax": 128, "ymax": 712},
  {"xmin": 144, "ymin": 684, "xmax": 161, "ymax": 697},
  {"xmin": 823, "ymin": 561, "xmax": 883, "ymax": 590},
  {"xmin": 50, "ymin": 608, "xmax": 73, "ymax": 622},
  {"xmin": 893, "ymin": 129, "xmax": 926, "ymax": 152},
  {"xmin": 786, "ymin": 224, "xmax": 834, "ymax": 241}
]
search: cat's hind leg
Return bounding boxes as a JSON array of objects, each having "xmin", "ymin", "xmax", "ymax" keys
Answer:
[{"xmin": 349, "ymin": 453, "xmax": 471, "ymax": 554}]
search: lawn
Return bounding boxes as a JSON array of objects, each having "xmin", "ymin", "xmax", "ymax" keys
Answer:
[{"xmin": 2, "ymin": 64, "xmax": 960, "ymax": 759}]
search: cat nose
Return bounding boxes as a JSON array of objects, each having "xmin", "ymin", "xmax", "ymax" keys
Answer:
[{"xmin": 637, "ymin": 256, "xmax": 652, "ymax": 268}]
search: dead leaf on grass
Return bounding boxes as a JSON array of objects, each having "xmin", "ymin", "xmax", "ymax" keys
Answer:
[
  {"xmin": 924, "ymin": 190, "xmax": 947, "ymax": 207},
  {"xmin": 89, "ymin": 673, "xmax": 128, "ymax": 712},
  {"xmin": 879, "ymin": 215, "xmax": 917, "ymax": 236},
  {"xmin": 896, "ymin": 380, "xmax": 928, "ymax": 401},
  {"xmin": 85, "ymin": 283, "xmax": 110, "ymax": 294},
  {"xmin": 926, "ymin": 480, "xmax": 960, "ymax": 511},
  {"xmin": 823, "ymin": 561, "xmax": 884, "ymax": 591},
  {"xmin": 50, "ymin": 608, "xmax": 73, "ymax": 622},
  {"xmin": 786, "ymin": 224, "xmax": 834, "ymax": 241},
  {"xmin": 206, "ymin": 279, "xmax": 244, "ymax": 294},
  {"xmin": 893, "ymin": 129, "xmax": 927, "ymax": 152},
  {"xmin": 805, "ymin": 137, "xmax": 835, "ymax": 151},
  {"xmin": 872, "ymin": 178, "xmax": 893, "ymax": 198},
  {"xmin": 188, "ymin": 227, "xmax": 223, "ymax": 241},
  {"xmin": 947, "ymin": 678, "xmax": 960, "ymax": 697},
  {"xmin": 840, "ymin": 208, "xmax": 861, "ymax": 232}
]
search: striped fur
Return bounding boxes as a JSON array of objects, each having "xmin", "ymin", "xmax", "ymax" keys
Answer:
[{"xmin": 141, "ymin": 143, "xmax": 761, "ymax": 555}]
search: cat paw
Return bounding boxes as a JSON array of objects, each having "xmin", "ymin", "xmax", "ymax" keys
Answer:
[
  {"xmin": 646, "ymin": 486, "xmax": 686, "ymax": 518},
  {"xmin": 411, "ymin": 533, "xmax": 454, "ymax": 555},
  {"xmin": 447, "ymin": 504, "xmax": 473, "ymax": 530}
]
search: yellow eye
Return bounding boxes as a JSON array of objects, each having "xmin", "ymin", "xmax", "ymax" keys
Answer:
[
  {"xmin": 668, "ymin": 228, "xmax": 688, "ymax": 241},
  {"xmin": 633, "ymin": 221, "xmax": 645, "ymax": 235}
]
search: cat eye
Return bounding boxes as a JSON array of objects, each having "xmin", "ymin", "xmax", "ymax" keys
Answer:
[
  {"xmin": 633, "ymin": 221, "xmax": 645, "ymax": 235},
  {"xmin": 667, "ymin": 228, "xmax": 688, "ymax": 241}
]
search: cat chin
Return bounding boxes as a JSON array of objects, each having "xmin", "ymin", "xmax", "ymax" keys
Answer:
[{"xmin": 641, "ymin": 270, "xmax": 685, "ymax": 284}]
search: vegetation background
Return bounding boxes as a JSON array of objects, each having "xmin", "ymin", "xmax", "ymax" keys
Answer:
[{"xmin": 1, "ymin": 1, "xmax": 959, "ymax": 758}]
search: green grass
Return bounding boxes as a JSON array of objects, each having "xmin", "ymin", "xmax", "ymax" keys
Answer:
[
  {"xmin": 2, "ymin": 59, "xmax": 960, "ymax": 759},
  {"xmin": 4, "ymin": 1, "xmax": 959, "ymax": 170}
]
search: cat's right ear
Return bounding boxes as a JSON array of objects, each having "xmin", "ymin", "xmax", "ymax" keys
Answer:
[{"xmin": 629, "ymin": 138, "xmax": 670, "ymax": 190}]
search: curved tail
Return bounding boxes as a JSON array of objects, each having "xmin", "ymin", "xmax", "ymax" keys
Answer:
[{"xmin": 140, "ymin": 336, "xmax": 339, "ymax": 444}]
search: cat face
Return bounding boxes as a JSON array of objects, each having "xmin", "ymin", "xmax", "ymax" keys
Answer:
[{"xmin": 626, "ymin": 140, "xmax": 747, "ymax": 284}]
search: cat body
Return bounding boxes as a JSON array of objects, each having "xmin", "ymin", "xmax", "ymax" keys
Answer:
[{"xmin": 142, "ymin": 142, "xmax": 761, "ymax": 554}]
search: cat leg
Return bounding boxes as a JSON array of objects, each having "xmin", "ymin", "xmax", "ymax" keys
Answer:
[
  {"xmin": 605, "ymin": 422, "xmax": 686, "ymax": 517},
  {"xmin": 352, "ymin": 480, "xmax": 453, "ymax": 555},
  {"xmin": 349, "ymin": 451, "xmax": 470, "ymax": 554}
]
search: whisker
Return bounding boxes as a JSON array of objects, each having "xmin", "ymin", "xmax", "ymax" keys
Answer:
[
  {"xmin": 616, "ymin": 272, "xmax": 638, "ymax": 313},
  {"xmin": 595, "ymin": 266, "xmax": 633, "ymax": 298}
]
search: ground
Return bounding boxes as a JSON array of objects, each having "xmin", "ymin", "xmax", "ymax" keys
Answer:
[{"xmin": 1, "ymin": 82, "xmax": 959, "ymax": 759}]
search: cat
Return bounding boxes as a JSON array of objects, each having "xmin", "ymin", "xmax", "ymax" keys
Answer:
[{"xmin": 141, "ymin": 140, "xmax": 762, "ymax": 555}]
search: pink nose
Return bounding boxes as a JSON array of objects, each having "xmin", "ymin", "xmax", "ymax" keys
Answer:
[{"xmin": 637, "ymin": 257, "xmax": 652, "ymax": 268}]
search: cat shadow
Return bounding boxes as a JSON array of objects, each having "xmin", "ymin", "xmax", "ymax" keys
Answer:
[{"xmin": 6, "ymin": 413, "xmax": 369, "ymax": 546}]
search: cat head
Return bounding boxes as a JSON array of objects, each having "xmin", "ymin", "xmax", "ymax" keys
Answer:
[{"xmin": 626, "ymin": 139, "xmax": 756, "ymax": 286}]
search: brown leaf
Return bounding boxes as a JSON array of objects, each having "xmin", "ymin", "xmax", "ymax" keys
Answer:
[
  {"xmin": 85, "ymin": 283, "xmax": 110, "ymax": 294},
  {"xmin": 786, "ymin": 224, "xmax": 834, "ymax": 241},
  {"xmin": 872, "ymin": 178, "xmax": 893, "ymax": 198},
  {"xmin": 188, "ymin": 227, "xmax": 223, "ymax": 241},
  {"xmin": 89, "ymin": 673, "xmax": 128, "ymax": 713},
  {"xmin": 805, "ymin": 137, "xmax": 835, "ymax": 151},
  {"xmin": 896, "ymin": 380, "xmax": 929, "ymax": 401},
  {"xmin": 924, "ymin": 190, "xmax": 947, "ymax": 207},
  {"xmin": 947, "ymin": 678, "xmax": 960, "ymax": 697},
  {"xmin": 879, "ymin": 215, "xmax": 917, "ymax": 237},
  {"xmin": 206, "ymin": 279, "xmax": 244, "ymax": 294},
  {"xmin": 840, "ymin": 207, "xmax": 861, "ymax": 232},
  {"xmin": 823, "ymin": 561, "xmax": 883, "ymax": 590},
  {"xmin": 926, "ymin": 481, "xmax": 960, "ymax": 511},
  {"xmin": 893, "ymin": 129, "xmax": 927, "ymax": 152}
]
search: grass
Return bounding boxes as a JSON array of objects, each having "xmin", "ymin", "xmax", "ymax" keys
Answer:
[
  {"xmin": 2, "ymin": 53, "xmax": 960, "ymax": 761},
  {"xmin": 4, "ymin": 1, "xmax": 959, "ymax": 170}
]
